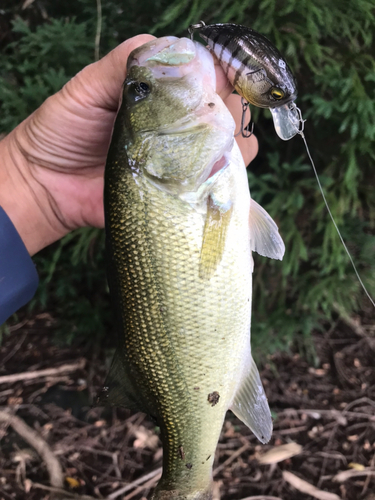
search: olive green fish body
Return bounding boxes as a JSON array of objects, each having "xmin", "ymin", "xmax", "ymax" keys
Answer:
[{"xmin": 103, "ymin": 37, "xmax": 284, "ymax": 499}]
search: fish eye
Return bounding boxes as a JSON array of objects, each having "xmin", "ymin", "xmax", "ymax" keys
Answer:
[
  {"xmin": 126, "ymin": 80, "xmax": 151, "ymax": 103},
  {"xmin": 270, "ymin": 87, "xmax": 285, "ymax": 100},
  {"xmin": 137, "ymin": 82, "xmax": 150, "ymax": 94}
]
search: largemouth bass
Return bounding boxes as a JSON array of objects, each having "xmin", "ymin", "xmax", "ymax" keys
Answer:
[{"xmin": 103, "ymin": 36, "xmax": 285, "ymax": 500}]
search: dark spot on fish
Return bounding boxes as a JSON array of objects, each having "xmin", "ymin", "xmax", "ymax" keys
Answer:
[
  {"xmin": 193, "ymin": 387, "xmax": 200, "ymax": 390},
  {"xmin": 207, "ymin": 391, "xmax": 220, "ymax": 406},
  {"xmin": 206, "ymin": 455, "xmax": 211, "ymax": 461},
  {"xmin": 208, "ymin": 102, "xmax": 215, "ymax": 107},
  {"xmin": 186, "ymin": 463, "xmax": 193, "ymax": 469},
  {"xmin": 178, "ymin": 446, "xmax": 185, "ymax": 460}
]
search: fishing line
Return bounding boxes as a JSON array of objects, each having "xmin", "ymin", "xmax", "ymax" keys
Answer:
[
  {"xmin": 188, "ymin": 20, "xmax": 374, "ymax": 307},
  {"xmin": 299, "ymin": 131, "xmax": 375, "ymax": 308}
]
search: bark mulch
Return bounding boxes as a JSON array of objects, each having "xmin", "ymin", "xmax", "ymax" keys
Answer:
[{"xmin": 0, "ymin": 312, "xmax": 374, "ymax": 500}]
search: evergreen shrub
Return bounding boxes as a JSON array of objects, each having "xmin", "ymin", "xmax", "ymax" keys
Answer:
[{"xmin": 1, "ymin": 0, "xmax": 374, "ymax": 357}]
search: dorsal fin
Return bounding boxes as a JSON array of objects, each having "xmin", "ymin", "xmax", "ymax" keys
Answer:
[
  {"xmin": 249, "ymin": 198, "xmax": 285, "ymax": 260},
  {"xmin": 230, "ymin": 354, "xmax": 272, "ymax": 444}
]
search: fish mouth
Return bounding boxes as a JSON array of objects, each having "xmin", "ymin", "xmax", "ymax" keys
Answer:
[
  {"xmin": 207, "ymin": 155, "xmax": 228, "ymax": 179},
  {"xmin": 128, "ymin": 37, "xmax": 216, "ymax": 87}
]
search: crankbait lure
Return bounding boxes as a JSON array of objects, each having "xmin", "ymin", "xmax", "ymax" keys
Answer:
[
  {"xmin": 189, "ymin": 21, "xmax": 375, "ymax": 308},
  {"xmin": 188, "ymin": 21, "xmax": 304, "ymax": 140}
]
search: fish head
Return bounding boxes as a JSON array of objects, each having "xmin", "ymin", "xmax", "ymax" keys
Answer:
[{"xmin": 117, "ymin": 37, "xmax": 235, "ymax": 193}]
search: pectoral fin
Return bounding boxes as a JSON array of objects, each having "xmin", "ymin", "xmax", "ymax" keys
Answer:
[
  {"xmin": 230, "ymin": 355, "xmax": 273, "ymax": 443},
  {"xmin": 199, "ymin": 195, "xmax": 233, "ymax": 280},
  {"xmin": 97, "ymin": 349, "xmax": 148, "ymax": 413},
  {"xmin": 249, "ymin": 198, "xmax": 285, "ymax": 260}
]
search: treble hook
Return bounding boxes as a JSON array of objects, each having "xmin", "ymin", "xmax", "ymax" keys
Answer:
[
  {"xmin": 235, "ymin": 98, "xmax": 254, "ymax": 138},
  {"xmin": 188, "ymin": 21, "xmax": 206, "ymax": 41}
]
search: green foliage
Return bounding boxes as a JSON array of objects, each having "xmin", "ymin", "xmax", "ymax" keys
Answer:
[
  {"xmin": 0, "ymin": 16, "xmax": 94, "ymax": 131},
  {"xmin": 1, "ymin": 0, "xmax": 374, "ymax": 357},
  {"xmin": 30, "ymin": 228, "xmax": 111, "ymax": 346}
]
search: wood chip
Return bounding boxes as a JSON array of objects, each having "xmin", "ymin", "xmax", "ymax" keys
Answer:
[
  {"xmin": 333, "ymin": 468, "xmax": 375, "ymax": 482},
  {"xmin": 282, "ymin": 471, "xmax": 342, "ymax": 500},
  {"xmin": 257, "ymin": 442, "xmax": 302, "ymax": 464}
]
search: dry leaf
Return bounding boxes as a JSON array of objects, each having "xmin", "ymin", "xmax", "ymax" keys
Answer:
[
  {"xmin": 94, "ymin": 419, "xmax": 106, "ymax": 427},
  {"xmin": 65, "ymin": 476, "xmax": 80, "ymax": 488},
  {"xmin": 347, "ymin": 435, "xmax": 358, "ymax": 441},
  {"xmin": 258, "ymin": 442, "xmax": 302, "ymax": 464},
  {"xmin": 348, "ymin": 462, "xmax": 365, "ymax": 471},
  {"xmin": 283, "ymin": 471, "xmax": 342, "ymax": 500},
  {"xmin": 133, "ymin": 426, "xmax": 159, "ymax": 450},
  {"xmin": 24, "ymin": 478, "xmax": 32, "ymax": 493}
]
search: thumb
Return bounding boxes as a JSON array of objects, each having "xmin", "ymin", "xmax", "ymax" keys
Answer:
[{"xmin": 62, "ymin": 34, "xmax": 156, "ymax": 111}]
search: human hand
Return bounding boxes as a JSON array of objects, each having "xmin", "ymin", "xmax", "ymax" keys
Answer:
[{"xmin": 0, "ymin": 35, "xmax": 258, "ymax": 256}]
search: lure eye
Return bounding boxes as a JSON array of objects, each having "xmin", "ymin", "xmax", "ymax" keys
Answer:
[{"xmin": 270, "ymin": 87, "xmax": 285, "ymax": 100}]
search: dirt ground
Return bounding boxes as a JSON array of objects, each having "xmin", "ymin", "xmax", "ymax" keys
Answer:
[{"xmin": 0, "ymin": 312, "xmax": 375, "ymax": 500}]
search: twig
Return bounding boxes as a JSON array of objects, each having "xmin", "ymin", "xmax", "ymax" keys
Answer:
[
  {"xmin": 333, "ymin": 304, "xmax": 372, "ymax": 338},
  {"xmin": 2, "ymin": 332, "xmax": 27, "ymax": 364},
  {"xmin": 123, "ymin": 473, "xmax": 162, "ymax": 500},
  {"xmin": 362, "ymin": 453, "xmax": 375, "ymax": 495},
  {"xmin": 0, "ymin": 359, "xmax": 86, "ymax": 384},
  {"xmin": 278, "ymin": 407, "xmax": 375, "ymax": 422},
  {"xmin": 333, "ymin": 467, "xmax": 375, "ymax": 482},
  {"xmin": 257, "ymin": 442, "xmax": 302, "ymax": 465},
  {"xmin": 107, "ymin": 467, "xmax": 163, "ymax": 500},
  {"xmin": 274, "ymin": 425, "xmax": 307, "ymax": 435},
  {"xmin": 239, "ymin": 497, "xmax": 283, "ymax": 500},
  {"xmin": 283, "ymin": 471, "xmax": 341, "ymax": 500},
  {"xmin": 213, "ymin": 443, "xmax": 249, "ymax": 476},
  {"xmin": 0, "ymin": 410, "xmax": 63, "ymax": 488},
  {"xmin": 32, "ymin": 482, "xmax": 96, "ymax": 499}
]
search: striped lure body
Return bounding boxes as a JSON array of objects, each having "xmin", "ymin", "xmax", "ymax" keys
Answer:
[
  {"xmin": 197, "ymin": 23, "xmax": 297, "ymax": 109},
  {"xmin": 191, "ymin": 22, "xmax": 302, "ymax": 140}
]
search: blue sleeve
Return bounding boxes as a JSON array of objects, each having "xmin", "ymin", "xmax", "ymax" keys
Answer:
[{"xmin": 0, "ymin": 207, "xmax": 39, "ymax": 325}]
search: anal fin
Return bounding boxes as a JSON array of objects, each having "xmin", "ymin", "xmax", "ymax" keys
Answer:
[
  {"xmin": 199, "ymin": 195, "xmax": 233, "ymax": 280},
  {"xmin": 230, "ymin": 355, "xmax": 273, "ymax": 444},
  {"xmin": 97, "ymin": 348, "xmax": 147, "ymax": 413}
]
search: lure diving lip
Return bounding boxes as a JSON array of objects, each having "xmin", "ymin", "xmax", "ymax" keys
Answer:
[{"xmin": 189, "ymin": 21, "xmax": 304, "ymax": 140}]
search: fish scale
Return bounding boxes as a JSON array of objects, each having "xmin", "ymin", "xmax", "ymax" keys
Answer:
[
  {"xmin": 103, "ymin": 36, "xmax": 284, "ymax": 499},
  {"xmin": 106, "ymin": 148, "xmax": 252, "ymax": 495}
]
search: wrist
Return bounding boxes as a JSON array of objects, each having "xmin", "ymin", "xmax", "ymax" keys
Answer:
[{"xmin": 0, "ymin": 127, "xmax": 66, "ymax": 256}]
